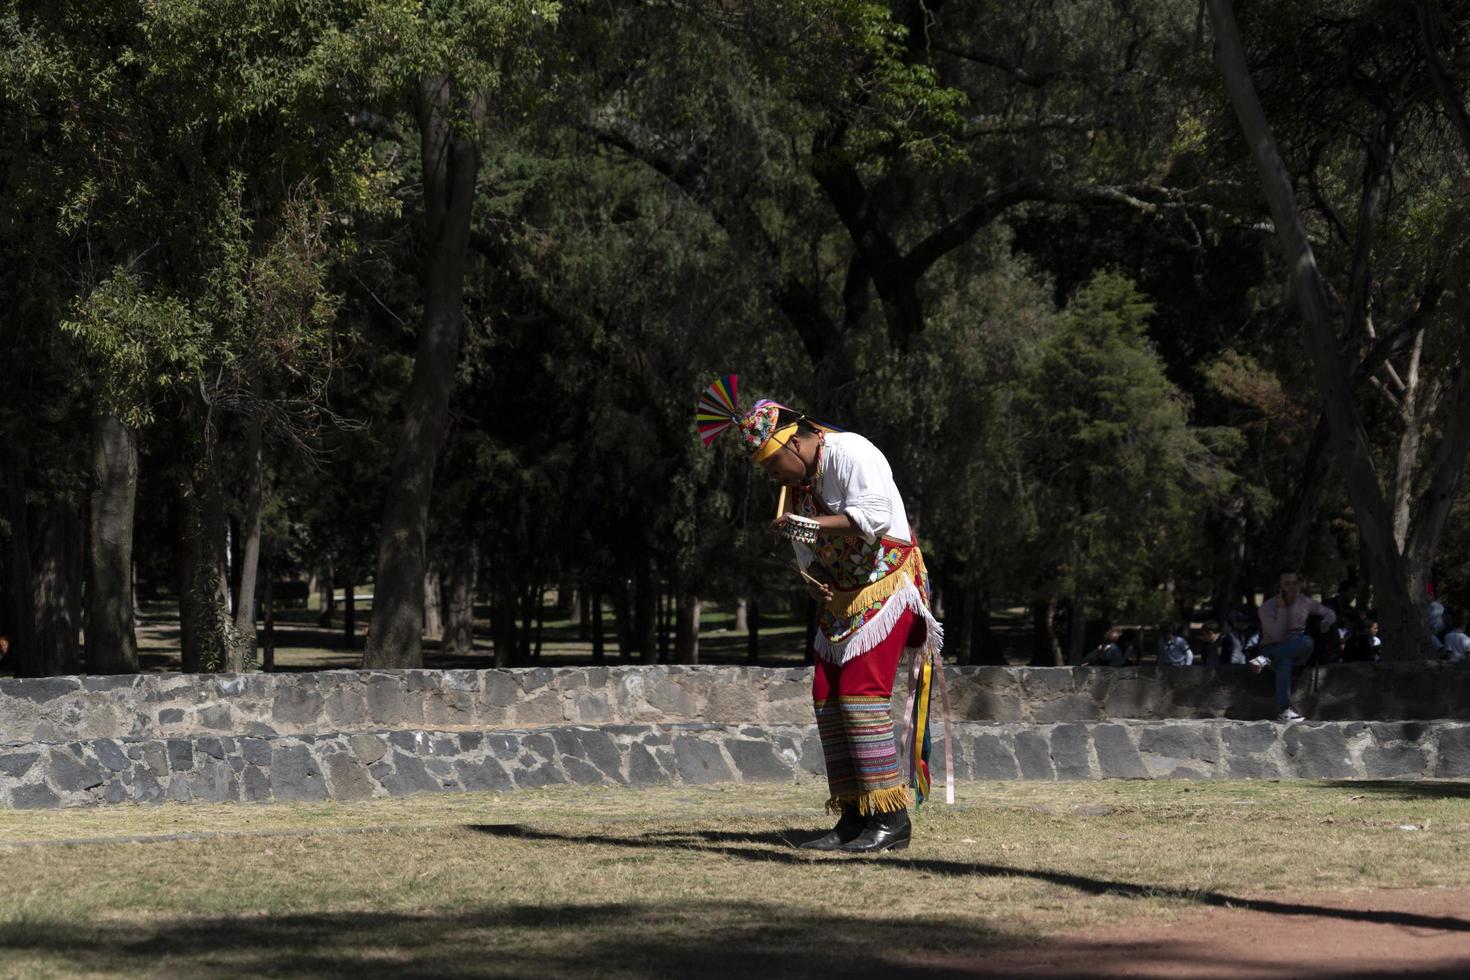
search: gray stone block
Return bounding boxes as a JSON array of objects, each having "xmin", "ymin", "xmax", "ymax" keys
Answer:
[
  {"xmin": 1435, "ymin": 727, "xmax": 1470, "ymax": 778},
  {"xmin": 323, "ymin": 752, "xmax": 376, "ymax": 801},
  {"xmin": 455, "ymin": 757, "xmax": 512, "ymax": 792},
  {"xmin": 486, "ymin": 734, "xmax": 520, "ymax": 760},
  {"xmin": 272, "ymin": 681, "xmax": 324, "ymax": 728},
  {"xmin": 166, "ymin": 739, "xmax": 194, "ymax": 772},
  {"xmin": 365, "ymin": 677, "xmax": 404, "ymax": 726},
  {"xmin": 1284, "ymin": 725, "xmax": 1355, "ymax": 779},
  {"xmin": 725, "ymin": 740, "xmax": 794, "ymax": 782},
  {"xmin": 12, "ymin": 783, "xmax": 60, "ymax": 809},
  {"xmin": 514, "ymin": 759, "xmax": 567, "ymax": 789},
  {"xmin": 196, "ymin": 737, "xmax": 225, "ymax": 760},
  {"xmin": 93, "ymin": 740, "xmax": 129, "ymax": 772},
  {"xmin": 971, "ymin": 733, "xmax": 1019, "ymax": 779},
  {"xmin": 189, "ymin": 759, "xmax": 239, "ymax": 803},
  {"xmin": 131, "ymin": 768, "xmax": 164, "ymax": 803},
  {"xmin": 350, "ymin": 734, "xmax": 387, "ymax": 765},
  {"xmin": 1362, "ymin": 745, "xmax": 1428, "ymax": 778},
  {"xmin": 627, "ymin": 744, "xmax": 669, "ymax": 786},
  {"xmin": 11, "ymin": 678, "xmax": 81, "ymax": 703},
  {"xmin": 1139, "ymin": 725, "xmax": 1219, "ymax": 764},
  {"xmin": 197, "ymin": 705, "xmax": 233, "ymax": 730},
  {"xmin": 1093, "ymin": 725, "xmax": 1147, "ymax": 778},
  {"xmin": 49, "ymin": 750, "xmax": 106, "ymax": 792},
  {"xmin": 271, "ymin": 744, "xmax": 328, "ymax": 801},
  {"xmin": 103, "ymin": 781, "xmax": 128, "ymax": 804},
  {"xmin": 574, "ymin": 729, "xmax": 626, "ymax": 784},
  {"xmin": 159, "ymin": 708, "xmax": 186, "ymax": 725},
  {"xmin": 483, "ymin": 672, "xmax": 520, "ymax": 708},
  {"xmin": 240, "ymin": 737, "xmax": 271, "ymax": 767},
  {"xmin": 167, "ymin": 778, "xmax": 193, "ymax": 803},
  {"xmin": 0, "ymin": 752, "xmax": 39, "ymax": 778},
  {"xmin": 562, "ymin": 757, "xmax": 607, "ymax": 785},
  {"xmin": 242, "ymin": 766, "xmax": 270, "ymax": 802},
  {"xmin": 1014, "ymin": 731, "xmax": 1054, "ymax": 779},
  {"xmin": 379, "ymin": 752, "xmax": 444, "ymax": 796},
  {"xmin": 673, "ymin": 736, "xmax": 733, "ymax": 784},
  {"xmin": 1051, "ymin": 724, "xmax": 1093, "ymax": 779}
]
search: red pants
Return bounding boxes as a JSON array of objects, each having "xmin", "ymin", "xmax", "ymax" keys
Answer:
[{"xmin": 811, "ymin": 607, "xmax": 924, "ymax": 813}]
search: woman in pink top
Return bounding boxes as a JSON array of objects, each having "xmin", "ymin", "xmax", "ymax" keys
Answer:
[{"xmin": 1250, "ymin": 566, "xmax": 1336, "ymax": 722}]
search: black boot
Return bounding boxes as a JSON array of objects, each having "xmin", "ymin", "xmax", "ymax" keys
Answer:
[
  {"xmin": 838, "ymin": 808, "xmax": 911, "ymax": 853},
  {"xmin": 798, "ymin": 804, "xmax": 865, "ymax": 851}
]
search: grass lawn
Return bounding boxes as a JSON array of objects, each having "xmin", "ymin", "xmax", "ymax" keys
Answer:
[{"xmin": 2, "ymin": 780, "xmax": 1467, "ymax": 978}]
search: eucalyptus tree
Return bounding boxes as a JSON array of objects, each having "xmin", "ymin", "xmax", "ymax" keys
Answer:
[{"xmin": 1206, "ymin": 0, "xmax": 1470, "ymax": 657}]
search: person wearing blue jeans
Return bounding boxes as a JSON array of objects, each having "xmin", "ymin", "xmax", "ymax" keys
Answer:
[{"xmin": 1250, "ymin": 567, "xmax": 1335, "ymax": 722}]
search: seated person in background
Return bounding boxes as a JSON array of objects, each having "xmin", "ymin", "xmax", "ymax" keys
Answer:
[
  {"xmin": 1429, "ymin": 597, "xmax": 1447, "ymax": 654},
  {"xmin": 1157, "ymin": 622, "xmax": 1193, "ymax": 667},
  {"xmin": 1118, "ymin": 628, "xmax": 1142, "ymax": 666},
  {"xmin": 1200, "ymin": 621, "xmax": 1223, "ymax": 668},
  {"xmin": 1342, "ymin": 612, "xmax": 1381, "ymax": 662},
  {"xmin": 1248, "ymin": 566, "xmax": 1336, "ymax": 722},
  {"xmin": 1442, "ymin": 609, "xmax": 1469, "ymax": 663},
  {"xmin": 1219, "ymin": 610, "xmax": 1252, "ymax": 665},
  {"xmin": 1079, "ymin": 626, "xmax": 1128, "ymax": 667}
]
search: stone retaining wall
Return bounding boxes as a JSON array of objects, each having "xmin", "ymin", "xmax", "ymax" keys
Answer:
[
  {"xmin": 4, "ymin": 662, "xmax": 1468, "ymax": 747},
  {"xmin": 5, "ymin": 720, "xmax": 1469, "ymax": 809}
]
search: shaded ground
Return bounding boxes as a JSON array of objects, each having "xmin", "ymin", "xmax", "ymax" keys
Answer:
[{"xmin": 1, "ymin": 781, "xmax": 1468, "ymax": 978}]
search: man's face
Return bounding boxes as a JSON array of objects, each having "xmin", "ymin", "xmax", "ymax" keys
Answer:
[
  {"xmin": 758, "ymin": 436, "xmax": 808, "ymax": 487},
  {"xmin": 1279, "ymin": 573, "xmax": 1301, "ymax": 602}
]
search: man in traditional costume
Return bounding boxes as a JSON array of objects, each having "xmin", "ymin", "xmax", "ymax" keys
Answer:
[{"xmin": 697, "ymin": 377, "xmax": 946, "ymax": 854}]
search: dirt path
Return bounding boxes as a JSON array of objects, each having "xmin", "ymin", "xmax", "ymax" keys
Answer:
[{"xmin": 925, "ymin": 889, "xmax": 1470, "ymax": 979}]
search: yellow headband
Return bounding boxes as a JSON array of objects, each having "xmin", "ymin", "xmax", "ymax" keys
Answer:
[{"xmin": 752, "ymin": 424, "xmax": 799, "ymax": 464}]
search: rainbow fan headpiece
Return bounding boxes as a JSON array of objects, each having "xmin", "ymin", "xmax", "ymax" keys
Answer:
[{"xmin": 696, "ymin": 375, "xmax": 840, "ymax": 464}]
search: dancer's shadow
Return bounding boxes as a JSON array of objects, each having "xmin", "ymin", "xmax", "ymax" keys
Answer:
[{"xmin": 470, "ymin": 823, "xmax": 1470, "ymax": 934}]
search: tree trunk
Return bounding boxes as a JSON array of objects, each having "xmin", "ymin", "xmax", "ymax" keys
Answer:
[
  {"xmin": 1207, "ymin": 0, "xmax": 1434, "ymax": 659},
  {"xmin": 591, "ymin": 588, "xmax": 606, "ymax": 664},
  {"xmin": 179, "ymin": 467, "xmax": 230, "ymax": 673},
  {"xmin": 313, "ymin": 563, "xmax": 335, "ymax": 626},
  {"xmin": 656, "ymin": 575, "xmax": 671, "ymax": 663},
  {"xmin": 973, "ymin": 590, "xmax": 1005, "ymax": 665},
  {"xmin": 363, "ymin": 76, "xmax": 485, "ymax": 669},
  {"xmin": 635, "ymin": 551, "xmax": 657, "ymax": 664},
  {"xmin": 32, "ymin": 499, "xmax": 83, "ymax": 676},
  {"xmin": 953, "ymin": 585, "xmax": 974, "ymax": 667},
  {"xmin": 675, "ymin": 591, "xmax": 700, "ymax": 664},
  {"xmin": 86, "ymin": 415, "xmax": 138, "ymax": 673},
  {"xmin": 1030, "ymin": 595, "xmax": 1062, "ymax": 666},
  {"xmin": 2, "ymin": 457, "xmax": 39, "ymax": 676},
  {"xmin": 533, "ymin": 586, "xmax": 546, "ymax": 659},
  {"xmin": 262, "ymin": 558, "xmax": 276, "ymax": 673},
  {"xmin": 343, "ymin": 579, "xmax": 356, "ymax": 650},
  {"xmin": 423, "ymin": 562, "xmax": 444, "ymax": 640},
  {"xmin": 1068, "ymin": 583, "xmax": 1087, "ymax": 666},
  {"xmin": 228, "ymin": 418, "xmax": 265, "ymax": 673},
  {"xmin": 442, "ymin": 541, "xmax": 477, "ymax": 656},
  {"xmin": 611, "ymin": 578, "xmax": 633, "ymax": 662},
  {"xmin": 1391, "ymin": 329, "xmax": 1427, "ymax": 553},
  {"xmin": 491, "ymin": 579, "xmax": 516, "ymax": 667},
  {"xmin": 746, "ymin": 596, "xmax": 760, "ymax": 664}
]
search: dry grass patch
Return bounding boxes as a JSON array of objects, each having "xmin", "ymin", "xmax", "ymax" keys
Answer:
[{"xmin": 1, "ymin": 780, "xmax": 1467, "ymax": 978}]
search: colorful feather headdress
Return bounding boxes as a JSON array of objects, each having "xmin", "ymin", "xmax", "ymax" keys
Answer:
[{"xmin": 696, "ymin": 375, "xmax": 842, "ymax": 462}]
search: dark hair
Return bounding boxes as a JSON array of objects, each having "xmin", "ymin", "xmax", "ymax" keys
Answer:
[
  {"xmin": 1277, "ymin": 565, "xmax": 1299, "ymax": 578},
  {"xmin": 1203, "ymin": 620, "xmax": 1220, "ymax": 633}
]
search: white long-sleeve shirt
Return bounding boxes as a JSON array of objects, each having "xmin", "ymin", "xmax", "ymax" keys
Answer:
[{"xmin": 793, "ymin": 432, "xmax": 910, "ymax": 568}]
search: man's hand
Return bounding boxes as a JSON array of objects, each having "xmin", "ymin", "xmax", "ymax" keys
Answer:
[{"xmin": 798, "ymin": 567, "xmax": 832, "ymax": 603}]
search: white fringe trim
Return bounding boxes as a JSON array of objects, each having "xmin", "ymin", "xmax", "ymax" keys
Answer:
[{"xmin": 814, "ymin": 578, "xmax": 945, "ymax": 666}]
